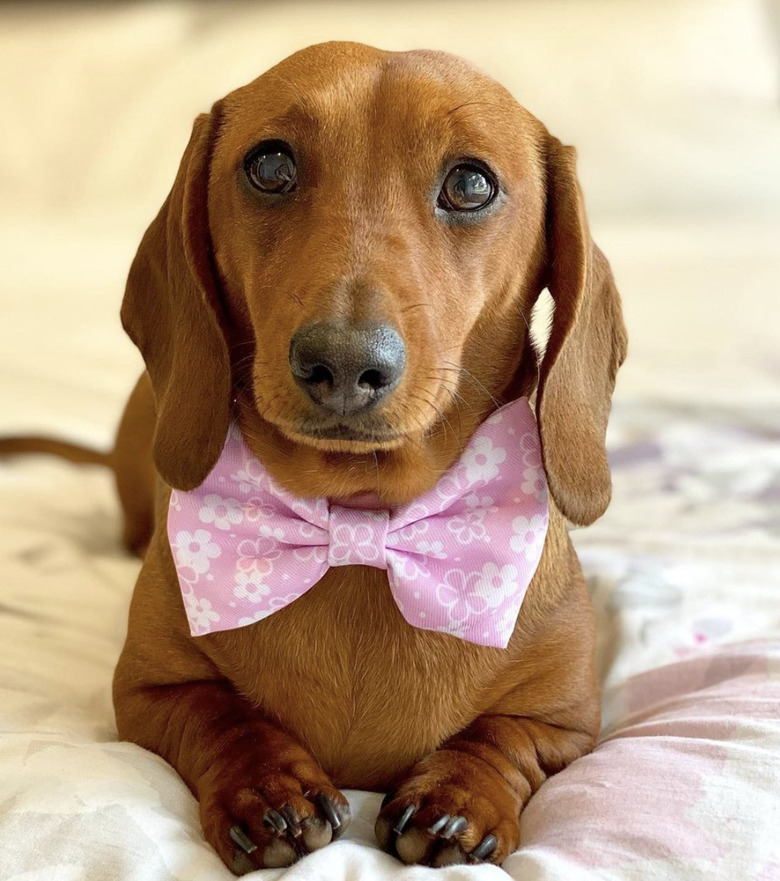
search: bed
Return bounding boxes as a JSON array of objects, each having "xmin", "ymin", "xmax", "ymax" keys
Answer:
[{"xmin": 1, "ymin": 2, "xmax": 779, "ymax": 879}]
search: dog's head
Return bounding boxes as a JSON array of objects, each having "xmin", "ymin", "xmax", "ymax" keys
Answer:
[{"xmin": 122, "ymin": 42, "xmax": 626, "ymax": 524}]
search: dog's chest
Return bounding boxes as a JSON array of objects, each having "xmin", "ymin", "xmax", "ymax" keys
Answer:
[{"xmin": 212, "ymin": 566, "xmax": 509, "ymax": 789}]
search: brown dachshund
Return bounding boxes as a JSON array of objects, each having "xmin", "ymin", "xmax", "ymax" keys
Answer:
[{"xmin": 6, "ymin": 41, "xmax": 627, "ymax": 873}]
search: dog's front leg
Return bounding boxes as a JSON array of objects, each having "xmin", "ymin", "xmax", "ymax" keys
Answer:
[
  {"xmin": 376, "ymin": 712, "xmax": 596, "ymax": 866},
  {"xmin": 114, "ymin": 677, "xmax": 350, "ymax": 873},
  {"xmin": 376, "ymin": 562, "xmax": 601, "ymax": 868},
  {"xmin": 113, "ymin": 512, "xmax": 352, "ymax": 874}
]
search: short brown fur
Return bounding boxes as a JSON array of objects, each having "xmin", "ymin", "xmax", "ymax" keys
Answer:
[{"xmin": 104, "ymin": 42, "xmax": 625, "ymax": 871}]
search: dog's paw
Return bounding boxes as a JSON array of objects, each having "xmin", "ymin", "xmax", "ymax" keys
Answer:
[
  {"xmin": 199, "ymin": 766, "xmax": 350, "ymax": 874},
  {"xmin": 375, "ymin": 749, "xmax": 522, "ymax": 867}
]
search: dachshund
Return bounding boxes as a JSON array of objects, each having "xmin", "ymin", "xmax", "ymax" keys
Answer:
[{"xmin": 2, "ymin": 41, "xmax": 627, "ymax": 873}]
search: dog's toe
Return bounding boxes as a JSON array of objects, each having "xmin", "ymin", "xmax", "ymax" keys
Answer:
[
  {"xmin": 375, "ymin": 750, "xmax": 521, "ymax": 867},
  {"xmin": 314, "ymin": 791, "xmax": 349, "ymax": 839},
  {"xmin": 378, "ymin": 798, "xmax": 506, "ymax": 867},
  {"xmin": 201, "ymin": 777, "xmax": 350, "ymax": 874}
]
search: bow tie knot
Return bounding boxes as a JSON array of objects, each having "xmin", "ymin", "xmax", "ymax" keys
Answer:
[{"xmin": 327, "ymin": 505, "xmax": 389, "ymax": 570}]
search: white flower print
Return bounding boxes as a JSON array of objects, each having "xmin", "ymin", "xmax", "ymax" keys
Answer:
[
  {"xmin": 330, "ymin": 523, "xmax": 383, "ymax": 566},
  {"xmin": 415, "ymin": 539, "xmax": 447, "ymax": 559},
  {"xmin": 465, "ymin": 493, "xmax": 497, "ymax": 513},
  {"xmin": 233, "ymin": 536, "xmax": 282, "ymax": 602},
  {"xmin": 434, "ymin": 471, "xmax": 467, "ymax": 504},
  {"xmin": 520, "ymin": 467, "xmax": 547, "ymax": 502},
  {"xmin": 398, "ymin": 520, "xmax": 430, "ymax": 542},
  {"xmin": 447, "ymin": 512, "xmax": 488, "ymax": 545},
  {"xmin": 510, "ymin": 514, "xmax": 548, "ymax": 560},
  {"xmin": 392, "ymin": 554, "xmax": 431, "ymax": 581},
  {"xmin": 293, "ymin": 544, "xmax": 328, "ymax": 564},
  {"xmin": 184, "ymin": 593, "xmax": 220, "ymax": 633},
  {"xmin": 172, "ymin": 529, "xmax": 220, "ymax": 575},
  {"xmin": 435, "ymin": 568, "xmax": 488, "ymax": 625},
  {"xmin": 288, "ymin": 494, "xmax": 328, "ymax": 522},
  {"xmin": 174, "ymin": 564, "xmax": 199, "ymax": 590},
  {"xmin": 434, "ymin": 618, "xmax": 471, "ymax": 640},
  {"xmin": 231, "ymin": 457, "xmax": 268, "ymax": 493},
  {"xmin": 257, "ymin": 522, "xmax": 284, "ymax": 541},
  {"xmin": 243, "ymin": 496, "xmax": 276, "ymax": 524},
  {"xmin": 472, "ymin": 562, "xmax": 520, "ymax": 608},
  {"xmin": 198, "ymin": 493, "xmax": 243, "ymax": 530},
  {"xmin": 447, "ymin": 494, "xmax": 497, "ymax": 545},
  {"xmin": 235, "ymin": 536, "xmax": 281, "ymax": 573},
  {"xmin": 234, "ymin": 569, "xmax": 272, "ymax": 603},
  {"xmin": 462, "ymin": 437, "xmax": 507, "ymax": 484},
  {"xmin": 268, "ymin": 591, "xmax": 308, "ymax": 612}
]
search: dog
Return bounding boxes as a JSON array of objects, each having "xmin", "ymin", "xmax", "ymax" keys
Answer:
[{"xmin": 2, "ymin": 41, "xmax": 626, "ymax": 873}]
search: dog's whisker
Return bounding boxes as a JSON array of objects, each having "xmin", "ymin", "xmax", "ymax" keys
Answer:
[
  {"xmin": 442, "ymin": 360, "xmax": 501, "ymax": 409},
  {"xmin": 408, "ymin": 391, "xmax": 452, "ymax": 444}
]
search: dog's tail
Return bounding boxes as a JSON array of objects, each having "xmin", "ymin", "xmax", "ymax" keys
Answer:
[{"xmin": 0, "ymin": 435, "xmax": 111, "ymax": 467}]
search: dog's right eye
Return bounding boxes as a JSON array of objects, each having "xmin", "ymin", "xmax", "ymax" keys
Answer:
[{"xmin": 244, "ymin": 142, "xmax": 297, "ymax": 194}]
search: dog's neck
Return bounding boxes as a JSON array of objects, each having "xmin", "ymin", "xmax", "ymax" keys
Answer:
[{"xmin": 232, "ymin": 390, "xmax": 495, "ymax": 506}]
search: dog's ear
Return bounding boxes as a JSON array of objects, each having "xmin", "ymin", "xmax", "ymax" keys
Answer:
[
  {"xmin": 121, "ymin": 109, "xmax": 231, "ymax": 491},
  {"xmin": 535, "ymin": 137, "xmax": 628, "ymax": 526}
]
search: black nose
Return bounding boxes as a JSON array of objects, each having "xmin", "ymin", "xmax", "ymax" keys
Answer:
[{"xmin": 289, "ymin": 321, "xmax": 406, "ymax": 416}]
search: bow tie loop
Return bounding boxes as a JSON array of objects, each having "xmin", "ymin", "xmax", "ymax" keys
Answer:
[{"xmin": 327, "ymin": 505, "xmax": 389, "ymax": 570}]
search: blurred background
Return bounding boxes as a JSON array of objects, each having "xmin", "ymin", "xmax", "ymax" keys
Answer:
[{"xmin": 0, "ymin": 0, "xmax": 778, "ymax": 447}]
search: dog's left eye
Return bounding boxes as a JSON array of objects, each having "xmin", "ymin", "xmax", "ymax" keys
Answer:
[
  {"xmin": 438, "ymin": 164, "xmax": 497, "ymax": 212},
  {"xmin": 244, "ymin": 142, "xmax": 297, "ymax": 194}
]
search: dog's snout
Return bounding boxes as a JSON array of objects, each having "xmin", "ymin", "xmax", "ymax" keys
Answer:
[{"xmin": 289, "ymin": 322, "xmax": 406, "ymax": 416}]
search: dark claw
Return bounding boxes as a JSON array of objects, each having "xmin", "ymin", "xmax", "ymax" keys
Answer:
[
  {"xmin": 427, "ymin": 814, "xmax": 451, "ymax": 836},
  {"xmin": 469, "ymin": 833, "xmax": 498, "ymax": 862},
  {"xmin": 380, "ymin": 792, "xmax": 393, "ymax": 809},
  {"xmin": 280, "ymin": 806, "xmax": 303, "ymax": 838},
  {"xmin": 315, "ymin": 792, "xmax": 342, "ymax": 832},
  {"xmin": 393, "ymin": 804, "xmax": 416, "ymax": 836},
  {"xmin": 229, "ymin": 825, "xmax": 258, "ymax": 855},
  {"xmin": 263, "ymin": 809, "xmax": 288, "ymax": 835},
  {"xmin": 442, "ymin": 816, "xmax": 468, "ymax": 840}
]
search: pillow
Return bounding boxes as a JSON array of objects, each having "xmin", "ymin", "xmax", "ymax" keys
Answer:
[{"xmin": 511, "ymin": 641, "xmax": 780, "ymax": 879}]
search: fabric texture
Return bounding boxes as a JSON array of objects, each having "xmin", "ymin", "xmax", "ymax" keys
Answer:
[{"xmin": 168, "ymin": 398, "xmax": 548, "ymax": 646}]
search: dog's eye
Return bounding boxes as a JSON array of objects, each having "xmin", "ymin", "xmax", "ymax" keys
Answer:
[
  {"xmin": 244, "ymin": 142, "xmax": 297, "ymax": 194},
  {"xmin": 438, "ymin": 164, "xmax": 496, "ymax": 211}
]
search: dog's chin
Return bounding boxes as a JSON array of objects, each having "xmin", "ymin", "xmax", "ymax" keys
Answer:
[{"xmin": 277, "ymin": 421, "xmax": 410, "ymax": 454}]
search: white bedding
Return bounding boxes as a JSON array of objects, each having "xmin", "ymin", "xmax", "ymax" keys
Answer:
[{"xmin": 1, "ymin": 2, "xmax": 779, "ymax": 879}]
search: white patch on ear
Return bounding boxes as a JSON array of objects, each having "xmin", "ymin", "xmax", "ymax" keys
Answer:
[{"xmin": 529, "ymin": 288, "xmax": 553, "ymax": 360}]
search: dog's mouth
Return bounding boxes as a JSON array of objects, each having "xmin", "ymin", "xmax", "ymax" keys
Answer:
[
  {"xmin": 278, "ymin": 418, "xmax": 409, "ymax": 453},
  {"xmin": 246, "ymin": 373, "xmax": 451, "ymax": 455}
]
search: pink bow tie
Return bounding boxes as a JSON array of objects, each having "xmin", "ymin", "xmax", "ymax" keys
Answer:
[{"xmin": 168, "ymin": 397, "xmax": 548, "ymax": 648}]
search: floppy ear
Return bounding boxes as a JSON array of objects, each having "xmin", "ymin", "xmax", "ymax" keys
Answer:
[
  {"xmin": 121, "ymin": 109, "xmax": 231, "ymax": 491},
  {"xmin": 536, "ymin": 137, "xmax": 628, "ymax": 526}
]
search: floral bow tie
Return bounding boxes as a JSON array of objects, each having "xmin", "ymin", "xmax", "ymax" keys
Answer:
[{"xmin": 168, "ymin": 397, "xmax": 548, "ymax": 648}]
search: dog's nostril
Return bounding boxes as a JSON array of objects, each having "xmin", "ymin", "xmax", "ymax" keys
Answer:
[
  {"xmin": 306, "ymin": 364, "xmax": 334, "ymax": 388},
  {"xmin": 358, "ymin": 369, "xmax": 385, "ymax": 391}
]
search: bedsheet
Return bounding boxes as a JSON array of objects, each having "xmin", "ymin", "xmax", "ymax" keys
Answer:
[
  {"xmin": 1, "ymin": 393, "xmax": 779, "ymax": 881},
  {"xmin": 2, "ymin": 1, "xmax": 780, "ymax": 879}
]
